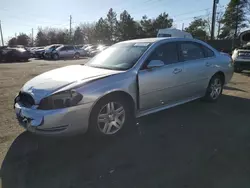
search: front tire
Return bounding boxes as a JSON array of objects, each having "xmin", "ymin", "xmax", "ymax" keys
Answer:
[
  {"xmin": 203, "ymin": 75, "xmax": 223, "ymax": 102},
  {"xmin": 89, "ymin": 96, "xmax": 132, "ymax": 136},
  {"xmin": 74, "ymin": 52, "xmax": 80, "ymax": 59}
]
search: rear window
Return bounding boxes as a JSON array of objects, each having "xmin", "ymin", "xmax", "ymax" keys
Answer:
[
  {"xmin": 158, "ymin": 34, "xmax": 172, "ymax": 37},
  {"xmin": 180, "ymin": 42, "xmax": 205, "ymax": 61},
  {"xmin": 202, "ymin": 46, "xmax": 215, "ymax": 57}
]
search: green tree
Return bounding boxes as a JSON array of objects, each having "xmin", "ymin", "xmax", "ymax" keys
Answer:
[
  {"xmin": 140, "ymin": 15, "xmax": 155, "ymax": 38},
  {"xmin": 35, "ymin": 30, "xmax": 49, "ymax": 46},
  {"xmin": 153, "ymin": 12, "xmax": 173, "ymax": 31},
  {"xmin": 140, "ymin": 13, "xmax": 173, "ymax": 38},
  {"xmin": 117, "ymin": 10, "xmax": 138, "ymax": 41},
  {"xmin": 94, "ymin": 17, "xmax": 110, "ymax": 44},
  {"xmin": 16, "ymin": 33, "xmax": 30, "ymax": 46},
  {"xmin": 106, "ymin": 8, "xmax": 118, "ymax": 43},
  {"xmin": 73, "ymin": 27, "xmax": 84, "ymax": 44},
  {"xmin": 8, "ymin": 37, "xmax": 17, "ymax": 46},
  {"xmin": 185, "ymin": 18, "xmax": 209, "ymax": 40},
  {"xmin": 219, "ymin": 0, "xmax": 247, "ymax": 39}
]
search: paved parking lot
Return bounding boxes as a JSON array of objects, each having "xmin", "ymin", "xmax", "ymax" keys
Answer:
[{"xmin": 0, "ymin": 59, "xmax": 250, "ymax": 188}]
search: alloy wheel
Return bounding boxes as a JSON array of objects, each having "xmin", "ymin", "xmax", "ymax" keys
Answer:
[
  {"xmin": 97, "ymin": 102, "xmax": 125, "ymax": 135},
  {"xmin": 210, "ymin": 78, "xmax": 222, "ymax": 100}
]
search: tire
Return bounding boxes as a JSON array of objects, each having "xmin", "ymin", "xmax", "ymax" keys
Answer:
[
  {"xmin": 234, "ymin": 67, "xmax": 243, "ymax": 73},
  {"xmin": 203, "ymin": 74, "xmax": 224, "ymax": 102},
  {"xmin": 74, "ymin": 52, "xmax": 80, "ymax": 59},
  {"xmin": 89, "ymin": 95, "xmax": 133, "ymax": 137},
  {"xmin": 52, "ymin": 53, "xmax": 59, "ymax": 60}
]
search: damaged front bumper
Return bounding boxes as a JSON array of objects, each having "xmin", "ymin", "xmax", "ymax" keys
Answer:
[{"xmin": 14, "ymin": 102, "xmax": 93, "ymax": 136}]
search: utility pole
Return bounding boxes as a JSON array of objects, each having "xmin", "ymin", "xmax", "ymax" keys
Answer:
[
  {"xmin": 69, "ymin": 15, "xmax": 72, "ymax": 38},
  {"xmin": 0, "ymin": 20, "xmax": 4, "ymax": 46},
  {"xmin": 211, "ymin": 0, "xmax": 219, "ymax": 40},
  {"xmin": 31, "ymin": 28, "xmax": 34, "ymax": 47}
]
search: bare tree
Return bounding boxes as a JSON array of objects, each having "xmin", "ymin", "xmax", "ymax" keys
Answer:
[{"xmin": 216, "ymin": 9, "xmax": 225, "ymax": 39}]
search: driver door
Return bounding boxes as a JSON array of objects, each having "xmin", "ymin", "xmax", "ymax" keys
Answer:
[{"xmin": 138, "ymin": 42, "xmax": 185, "ymax": 111}]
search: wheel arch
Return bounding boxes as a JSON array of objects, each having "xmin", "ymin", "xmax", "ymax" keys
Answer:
[
  {"xmin": 88, "ymin": 90, "xmax": 136, "ymax": 123},
  {"xmin": 213, "ymin": 71, "xmax": 225, "ymax": 85}
]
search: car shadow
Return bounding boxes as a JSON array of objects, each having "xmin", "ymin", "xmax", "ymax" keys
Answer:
[
  {"xmin": 224, "ymin": 86, "xmax": 247, "ymax": 92},
  {"xmin": 0, "ymin": 59, "xmax": 31, "ymax": 64},
  {"xmin": 241, "ymin": 71, "xmax": 250, "ymax": 77},
  {"xmin": 1, "ymin": 95, "xmax": 250, "ymax": 188}
]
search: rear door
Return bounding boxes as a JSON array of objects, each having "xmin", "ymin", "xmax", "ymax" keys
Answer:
[
  {"xmin": 179, "ymin": 42, "xmax": 215, "ymax": 98},
  {"xmin": 138, "ymin": 42, "xmax": 186, "ymax": 111}
]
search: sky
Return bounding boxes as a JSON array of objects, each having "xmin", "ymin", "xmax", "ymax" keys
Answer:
[{"xmin": 0, "ymin": 0, "xmax": 230, "ymax": 44}]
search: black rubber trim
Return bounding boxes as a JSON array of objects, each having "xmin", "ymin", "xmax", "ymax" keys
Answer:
[{"xmin": 136, "ymin": 74, "xmax": 140, "ymax": 110}]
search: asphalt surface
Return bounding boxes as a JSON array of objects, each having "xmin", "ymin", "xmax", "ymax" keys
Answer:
[{"xmin": 0, "ymin": 59, "xmax": 250, "ymax": 188}]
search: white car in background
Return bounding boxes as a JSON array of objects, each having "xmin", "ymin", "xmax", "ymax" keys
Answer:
[{"xmin": 232, "ymin": 43, "xmax": 250, "ymax": 73}]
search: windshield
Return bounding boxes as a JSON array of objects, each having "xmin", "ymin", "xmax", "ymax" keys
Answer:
[
  {"xmin": 86, "ymin": 42, "xmax": 151, "ymax": 70},
  {"xmin": 45, "ymin": 45, "xmax": 61, "ymax": 50}
]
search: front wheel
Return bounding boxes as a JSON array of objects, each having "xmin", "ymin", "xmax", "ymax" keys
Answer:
[
  {"xmin": 74, "ymin": 53, "xmax": 80, "ymax": 59},
  {"xmin": 203, "ymin": 75, "xmax": 223, "ymax": 102},
  {"xmin": 89, "ymin": 96, "xmax": 132, "ymax": 136}
]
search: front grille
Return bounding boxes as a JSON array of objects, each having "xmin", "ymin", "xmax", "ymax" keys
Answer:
[{"xmin": 18, "ymin": 92, "xmax": 35, "ymax": 107}]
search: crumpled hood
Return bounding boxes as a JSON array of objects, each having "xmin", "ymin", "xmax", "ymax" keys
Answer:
[{"xmin": 22, "ymin": 65, "xmax": 120, "ymax": 102}]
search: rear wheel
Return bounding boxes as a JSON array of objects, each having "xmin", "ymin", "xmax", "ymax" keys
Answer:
[
  {"xmin": 89, "ymin": 96, "xmax": 132, "ymax": 136},
  {"xmin": 203, "ymin": 75, "xmax": 223, "ymax": 102}
]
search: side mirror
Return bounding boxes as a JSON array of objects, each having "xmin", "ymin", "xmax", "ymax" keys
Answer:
[{"xmin": 147, "ymin": 60, "xmax": 164, "ymax": 69}]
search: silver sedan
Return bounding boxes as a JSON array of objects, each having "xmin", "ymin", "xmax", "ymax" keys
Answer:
[{"xmin": 14, "ymin": 38, "xmax": 233, "ymax": 136}]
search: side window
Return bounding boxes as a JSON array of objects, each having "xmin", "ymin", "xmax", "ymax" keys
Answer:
[
  {"xmin": 180, "ymin": 42, "xmax": 205, "ymax": 61},
  {"xmin": 68, "ymin": 46, "xmax": 75, "ymax": 50},
  {"xmin": 60, "ymin": 47, "xmax": 67, "ymax": 51},
  {"xmin": 202, "ymin": 46, "xmax": 215, "ymax": 57},
  {"xmin": 148, "ymin": 43, "xmax": 178, "ymax": 65}
]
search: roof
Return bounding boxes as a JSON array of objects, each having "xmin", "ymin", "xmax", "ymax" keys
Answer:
[{"xmin": 119, "ymin": 37, "xmax": 168, "ymax": 44}]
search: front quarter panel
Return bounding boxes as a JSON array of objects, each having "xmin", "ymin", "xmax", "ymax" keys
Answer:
[{"xmin": 75, "ymin": 70, "xmax": 138, "ymax": 109}]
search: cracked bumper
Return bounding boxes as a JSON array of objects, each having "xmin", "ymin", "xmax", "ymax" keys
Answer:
[{"xmin": 14, "ymin": 102, "xmax": 93, "ymax": 136}]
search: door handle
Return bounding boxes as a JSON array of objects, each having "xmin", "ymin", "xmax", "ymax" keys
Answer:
[{"xmin": 173, "ymin": 68, "xmax": 182, "ymax": 74}]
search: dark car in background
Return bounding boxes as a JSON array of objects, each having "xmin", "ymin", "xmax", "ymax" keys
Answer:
[{"xmin": 0, "ymin": 47, "xmax": 30, "ymax": 62}]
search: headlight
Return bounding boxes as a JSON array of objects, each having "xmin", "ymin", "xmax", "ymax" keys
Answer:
[{"xmin": 38, "ymin": 90, "xmax": 83, "ymax": 110}]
